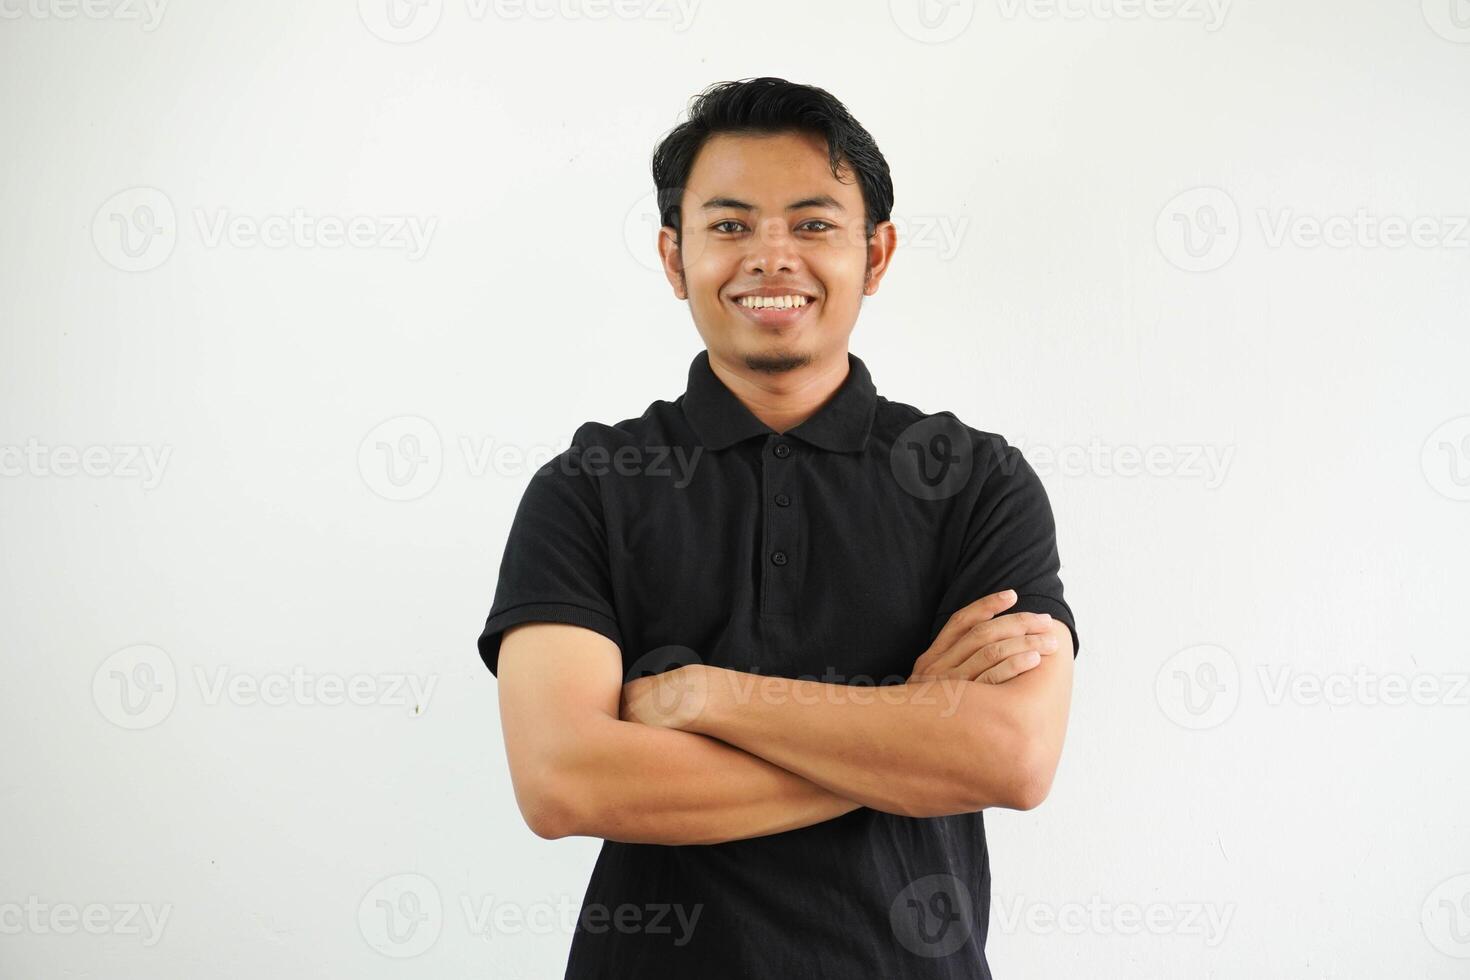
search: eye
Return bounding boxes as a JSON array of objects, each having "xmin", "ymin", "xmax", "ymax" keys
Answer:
[
  {"xmin": 711, "ymin": 220, "xmax": 746, "ymax": 234},
  {"xmin": 800, "ymin": 219, "xmax": 834, "ymax": 232}
]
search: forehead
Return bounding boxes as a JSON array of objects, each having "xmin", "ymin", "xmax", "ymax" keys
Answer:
[{"xmin": 685, "ymin": 130, "xmax": 861, "ymax": 209}]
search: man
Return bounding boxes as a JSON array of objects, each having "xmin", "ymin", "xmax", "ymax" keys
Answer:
[{"xmin": 477, "ymin": 76, "xmax": 1079, "ymax": 979}]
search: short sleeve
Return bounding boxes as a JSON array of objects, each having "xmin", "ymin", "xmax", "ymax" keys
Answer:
[
  {"xmin": 927, "ymin": 439, "xmax": 1080, "ymax": 657},
  {"xmin": 476, "ymin": 431, "xmax": 624, "ymax": 677}
]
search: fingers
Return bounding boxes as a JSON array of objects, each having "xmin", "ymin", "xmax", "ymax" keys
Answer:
[
  {"xmin": 958, "ymin": 632, "xmax": 1058, "ymax": 682},
  {"xmin": 976, "ymin": 650, "xmax": 1043, "ymax": 684},
  {"xmin": 910, "ymin": 625, "xmax": 1059, "ymax": 685},
  {"xmin": 927, "ymin": 588, "xmax": 1017, "ymax": 650},
  {"xmin": 916, "ymin": 609, "xmax": 1054, "ymax": 677}
]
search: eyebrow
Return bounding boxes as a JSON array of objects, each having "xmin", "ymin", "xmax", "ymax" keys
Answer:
[{"xmin": 700, "ymin": 195, "xmax": 847, "ymax": 213}]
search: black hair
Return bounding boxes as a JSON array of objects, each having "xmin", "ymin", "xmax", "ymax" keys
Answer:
[{"xmin": 650, "ymin": 76, "xmax": 894, "ymax": 247}]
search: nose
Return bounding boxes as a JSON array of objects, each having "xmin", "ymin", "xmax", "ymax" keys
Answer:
[{"xmin": 742, "ymin": 216, "xmax": 802, "ymax": 276}]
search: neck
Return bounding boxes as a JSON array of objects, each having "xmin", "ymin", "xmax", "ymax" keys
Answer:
[{"xmin": 706, "ymin": 348, "xmax": 850, "ymax": 435}]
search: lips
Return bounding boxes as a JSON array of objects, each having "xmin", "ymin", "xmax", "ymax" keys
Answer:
[{"xmin": 728, "ymin": 292, "xmax": 816, "ymax": 327}]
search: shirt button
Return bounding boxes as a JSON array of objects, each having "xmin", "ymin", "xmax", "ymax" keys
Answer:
[
  {"xmin": 774, "ymin": 493, "xmax": 791, "ymax": 507},
  {"xmin": 773, "ymin": 442, "xmax": 791, "ymax": 458},
  {"xmin": 771, "ymin": 551, "xmax": 788, "ymax": 566}
]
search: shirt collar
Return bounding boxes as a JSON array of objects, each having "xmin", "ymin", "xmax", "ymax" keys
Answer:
[{"xmin": 679, "ymin": 348, "xmax": 878, "ymax": 453}]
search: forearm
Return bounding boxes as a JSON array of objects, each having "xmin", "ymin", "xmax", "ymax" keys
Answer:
[
  {"xmin": 680, "ymin": 667, "xmax": 1028, "ymax": 817},
  {"xmin": 550, "ymin": 714, "xmax": 861, "ymax": 846}
]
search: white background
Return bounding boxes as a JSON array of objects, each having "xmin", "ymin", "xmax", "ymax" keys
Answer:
[{"xmin": 3, "ymin": 0, "xmax": 1469, "ymax": 977}]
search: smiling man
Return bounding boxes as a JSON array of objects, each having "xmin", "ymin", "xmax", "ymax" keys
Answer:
[{"xmin": 477, "ymin": 76, "xmax": 1080, "ymax": 979}]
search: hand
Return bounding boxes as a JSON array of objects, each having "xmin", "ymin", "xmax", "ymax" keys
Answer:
[
  {"xmin": 908, "ymin": 589, "xmax": 1059, "ymax": 685},
  {"xmin": 619, "ymin": 664, "xmax": 709, "ymax": 730}
]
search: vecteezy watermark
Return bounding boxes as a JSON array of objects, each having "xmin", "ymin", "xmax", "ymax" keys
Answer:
[
  {"xmin": 0, "ymin": 898, "xmax": 173, "ymax": 947},
  {"xmin": 92, "ymin": 187, "xmax": 177, "ymax": 272},
  {"xmin": 92, "ymin": 644, "xmax": 178, "ymax": 730},
  {"xmin": 358, "ymin": 415, "xmax": 705, "ymax": 502},
  {"xmin": 994, "ymin": 0, "xmax": 1230, "ymax": 30},
  {"xmin": 463, "ymin": 894, "xmax": 703, "ymax": 945},
  {"xmin": 891, "ymin": 419, "xmax": 1233, "ymax": 498},
  {"xmin": 92, "ymin": 644, "xmax": 438, "ymax": 729},
  {"xmin": 1423, "ymin": 872, "xmax": 1470, "ymax": 958},
  {"xmin": 193, "ymin": 208, "xmax": 435, "ymax": 260},
  {"xmin": 1014, "ymin": 438, "xmax": 1235, "ymax": 489},
  {"xmin": 192, "ymin": 665, "xmax": 438, "ymax": 714},
  {"xmin": 1157, "ymin": 644, "xmax": 1470, "ymax": 730},
  {"xmin": 359, "ymin": 416, "xmax": 443, "ymax": 503},
  {"xmin": 0, "ymin": 0, "xmax": 168, "ymax": 30},
  {"xmin": 1157, "ymin": 186, "xmax": 1470, "ymax": 272},
  {"xmin": 992, "ymin": 894, "xmax": 1235, "ymax": 946},
  {"xmin": 719, "ymin": 668, "xmax": 972, "ymax": 719},
  {"xmin": 358, "ymin": 874, "xmax": 703, "ymax": 955},
  {"xmin": 1421, "ymin": 415, "xmax": 1470, "ymax": 502},
  {"xmin": 1257, "ymin": 665, "xmax": 1470, "ymax": 708},
  {"xmin": 358, "ymin": 0, "xmax": 699, "ymax": 43},
  {"xmin": 890, "ymin": 874, "xmax": 976, "ymax": 957},
  {"xmin": 1155, "ymin": 643, "xmax": 1240, "ymax": 731},
  {"xmin": 891, "ymin": 414, "xmax": 975, "ymax": 501},
  {"xmin": 359, "ymin": 874, "xmax": 443, "ymax": 959},
  {"xmin": 622, "ymin": 184, "xmax": 970, "ymax": 272},
  {"xmin": 0, "ymin": 439, "xmax": 172, "ymax": 490},
  {"xmin": 889, "ymin": 0, "xmax": 976, "ymax": 44},
  {"xmin": 1257, "ymin": 208, "xmax": 1470, "ymax": 251},
  {"xmin": 1422, "ymin": 0, "xmax": 1470, "ymax": 43},
  {"xmin": 1156, "ymin": 187, "xmax": 1241, "ymax": 273},
  {"xmin": 91, "ymin": 187, "xmax": 437, "ymax": 271}
]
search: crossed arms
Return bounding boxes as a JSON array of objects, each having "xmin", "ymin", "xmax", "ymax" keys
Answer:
[{"xmin": 496, "ymin": 590, "xmax": 1074, "ymax": 846}]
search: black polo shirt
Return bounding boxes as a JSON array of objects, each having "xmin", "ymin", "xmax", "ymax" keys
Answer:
[{"xmin": 477, "ymin": 348, "xmax": 1078, "ymax": 979}]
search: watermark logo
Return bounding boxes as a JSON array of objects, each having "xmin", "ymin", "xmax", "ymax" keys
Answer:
[
  {"xmin": 0, "ymin": 898, "xmax": 172, "ymax": 946},
  {"xmin": 1257, "ymin": 208, "xmax": 1470, "ymax": 251},
  {"xmin": 1155, "ymin": 643, "xmax": 1239, "ymax": 730},
  {"xmin": 0, "ymin": 439, "xmax": 172, "ymax": 489},
  {"xmin": 0, "ymin": 0, "xmax": 168, "ymax": 30},
  {"xmin": 92, "ymin": 644, "xmax": 178, "ymax": 730},
  {"xmin": 192, "ymin": 208, "xmax": 435, "ymax": 259},
  {"xmin": 1421, "ymin": 415, "xmax": 1470, "ymax": 501},
  {"xmin": 92, "ymin": 188, "xmax": 436, "ymax": 269},
  {"xmin": 359, "ymin": 873, "xmax": 443, "ymax": 958},
  {"xmin": 1423, "ymin": 873, "xmax": 1470, "ymax": 957},
  {"xmin": 994, "ymin": 0, "xmax": 1230, "ymax": 31},
  {"xmin": 359, "ymin": 415, "xmax": 444, "ymax": 502},
  {"xmin": 92, "ymin": 187, "xmax": 176, "ymax": 272},
  {"xmin": 193, "ymin": 665, "xmax": 437, "ymax": 714},
  {"xmin": 1015, "ymin": 438, "xmax": 1235, "ymax": 488},
  {"xmin": 891, "ymin": 414, "xmax": 973, "ymax": 501},
  {"xmin": 1423, "ymin": 0, "xmax": 1470, "ymax": 43},
  {"xmin": 890, "ymin": 0, "xmax": 975, "ymax": 43},
  {"xmin": 993, "ymin": 894, "xmax": 1234, "ymax": 945},
  {"xmin": 360, "ymin": 0, "xmax": 698, "ymax": 42},
  {"xmin": 358, "ymin": 0, "xmax": 444, "ymax": 42},
  {"xmin": 623, "ymin": 645, "xmax": 707, "ymax": 726},
  {"xmin": 891, "ymin": 873, "xmax": 975, "ymax": 957},
  {"xmin": 1156, "ymin": 187, "xmax": 1240, "ymax": 272}
]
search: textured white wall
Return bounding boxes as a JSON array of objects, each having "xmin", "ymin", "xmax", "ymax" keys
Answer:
[{"xmin": 3, "ymin": 0, "xmax": 1468, "ymax": 976}]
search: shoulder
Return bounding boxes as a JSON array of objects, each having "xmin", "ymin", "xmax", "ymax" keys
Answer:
[
  {"xmin": 871, "ymin": 394, "xmax": 1035, "ymax": 492},
  {"xmin": 529, "ymin": 398, "xmax": 690, "ymax": 486}
]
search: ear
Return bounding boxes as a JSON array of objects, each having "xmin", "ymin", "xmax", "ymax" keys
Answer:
[{"xmin": 657, "ymin": 225, "xmax": 687, "ymax": 300}]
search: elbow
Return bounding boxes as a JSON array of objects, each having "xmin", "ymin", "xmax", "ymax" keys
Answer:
[
  {"xmin": 1005, "ymin": 753, "xmax": 1056, "ymax": 811},
  {"xmin": 961, "ymin": 697, "xmax": 1058, "ymax": 812},
  {"xmin": 515, "ymin": 770, "xmax": 583, "ymax": 840},
  {"xmin": 1003, "ymin": 728, "xmax": 1062, "ymax": 811}
]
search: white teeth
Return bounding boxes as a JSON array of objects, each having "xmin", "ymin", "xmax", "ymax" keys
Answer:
[{"xmin": 738, "ymin": 295, "xmax": 809, "ymax": 309}]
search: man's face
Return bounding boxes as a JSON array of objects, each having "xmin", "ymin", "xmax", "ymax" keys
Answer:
[{"xmin": 658, "ymin": 130, "xmax": 895, "ymax": 375}]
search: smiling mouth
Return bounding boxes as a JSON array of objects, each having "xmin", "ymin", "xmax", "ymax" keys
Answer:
[
  {"xmin": 728, "ymin": 293, "xmax": 817, "ymax": 328},
  {"xmin": 731, "ymin": 294, "xmax": 813, "ymax": 310}
]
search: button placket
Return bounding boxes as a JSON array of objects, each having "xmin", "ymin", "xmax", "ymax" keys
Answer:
[{"xmin": 762, "ymin": 436, "xmax": 799, "ymax": 616}]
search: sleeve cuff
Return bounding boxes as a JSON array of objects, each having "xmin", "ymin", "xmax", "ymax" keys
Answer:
[{"xmin": 477, "ymin": 602, "xmax": 624, "ymax": 677}]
